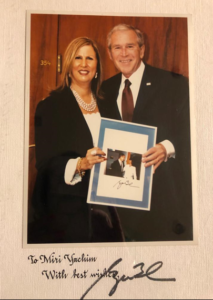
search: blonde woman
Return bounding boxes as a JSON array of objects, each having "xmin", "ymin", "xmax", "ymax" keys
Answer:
[{"xmin": 30, "ymin": 37, "xmax": 123, "ymax": 244}]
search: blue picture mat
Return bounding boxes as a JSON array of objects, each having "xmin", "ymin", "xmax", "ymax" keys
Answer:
[{"xmin": 89, "ymin": 119, "xmax": 157, "ymax": 210}]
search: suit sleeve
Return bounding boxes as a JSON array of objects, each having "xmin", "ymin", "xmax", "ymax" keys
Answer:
[
  {"xmin": 34, "ymin": 99, "xmax": 79, "ymax": 185},
  {"xmin": 171, "ymin": 76, "xmax": 191, "ymax": 165},
  {"xmin": 32, "ymin": 98, "xmax": 91, "ymax": 215},
  {"xmin": 170, "ymin": 76, "xmax": 192, "ymax": 225}
]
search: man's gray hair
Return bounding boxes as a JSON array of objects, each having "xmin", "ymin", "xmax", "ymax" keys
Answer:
[{"xmin": 107, "ymin": 24, "xmax": 145, "ymax": 49}]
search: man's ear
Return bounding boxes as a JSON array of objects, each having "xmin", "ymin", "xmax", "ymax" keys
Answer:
[
  {"xmin": 108, "ymin": 48, "xmax": 113, "ymax": 60},
  {"xmin": 140, "ymin": 45, "xmax": 145, "ymax": 60}
]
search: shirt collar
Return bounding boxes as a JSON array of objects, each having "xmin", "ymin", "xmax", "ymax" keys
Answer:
[{"xmin": 121, "ymin": 61, "xmax": 145, "ymax": 86}]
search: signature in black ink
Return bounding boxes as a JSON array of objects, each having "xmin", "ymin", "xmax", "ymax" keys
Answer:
[
  {"xmin": 113, "ymin": 179, "xmax": 139, "ymax": 190},
  {"xmin": 81, "ymin": 258, "xmax": 176, "ymax": 299}
]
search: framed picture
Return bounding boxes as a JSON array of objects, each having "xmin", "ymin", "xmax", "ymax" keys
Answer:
[
  {"xmin": 23, "ymin": 12, "xmax": 195, "ymax": 246},
  {"xmin": 87, "ymin": 118, "xmax": 157, "ymax": 210},
  {"xmin": 4, "ymin": 2, "xmax": 213, "ymax": 299}
]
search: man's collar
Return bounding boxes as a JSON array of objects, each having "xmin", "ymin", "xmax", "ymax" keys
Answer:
[{"xmin": 121, "ymin": 61, "xmax": 145, "ymax": 85}]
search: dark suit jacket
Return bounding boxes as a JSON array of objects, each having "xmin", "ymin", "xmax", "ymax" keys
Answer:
[
  {"xmin": 111, "ymin": 160, "xmax": 124, "ymax": 177},
  {"xmin": 29, "ymin": 87, "xmax": 124, "ymax": 244},
  {"xmin": 99, "ymin": 64, "xmax": 193, "ymax": 241},
  {"xmin": 34, "ymin": 86, "xmax": 93, "ymax": 200},
  {"xmin": 29, "ymin": 87, "xmax": 94, "ymax": 243}
]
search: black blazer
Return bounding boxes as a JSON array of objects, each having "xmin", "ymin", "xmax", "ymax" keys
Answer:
[
  {"xmin": 99, "ymin": 64, "xmax": 193, "ymax": 241},
  {"xmin": 30, "ymin": 87, "xmax": 125, "ymax": 244},
  {"xmin": 110, "ymin": 160, "xmax": 124, "ymax": 178},
  {"xmin": 32, "ymin": 87, "xmax": 94, "ymax": 213}
]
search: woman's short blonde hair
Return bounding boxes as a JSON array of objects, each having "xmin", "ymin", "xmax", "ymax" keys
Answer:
[{"xmin": 57, "ymin": 37, "xmax": 102, "ymax": 98}]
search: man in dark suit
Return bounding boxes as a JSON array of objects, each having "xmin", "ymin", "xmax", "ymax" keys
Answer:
[
  {"xmin": 110, "ymin": 152, "xmax": 125, "ymax": 177},
  {"xmin": 99, "ymin": 24, "xmax": 193, "ymax": 241}
]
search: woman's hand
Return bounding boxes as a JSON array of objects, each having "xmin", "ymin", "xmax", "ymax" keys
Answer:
[
  {"xmin": 142, "ymin": 144, "xmax": 167, "ymax": 174},
  {"xmin": 81, "ymin": 147, "xmax": 107, "ymax": 171}
]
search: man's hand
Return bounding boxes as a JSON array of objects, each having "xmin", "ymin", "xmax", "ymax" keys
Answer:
[{"xmin": 142, "ymin": 144, "xmax": 167, "ymax": 173}]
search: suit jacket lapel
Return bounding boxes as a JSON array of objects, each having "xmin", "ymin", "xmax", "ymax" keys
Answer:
[
  {"xmin": 103, "ymin": 73, "xmax": 122, "ymax": 121},
  {"xmin": 63, "ymin": 87, "xmax": 94, "ymax": 150},
  {"xmin": 133, "ymin": 64, "xmax": 157, "ymax": 123},
  {"xmin": 111, "ymin": 74, "xmax": 122, "ymax": 120}
]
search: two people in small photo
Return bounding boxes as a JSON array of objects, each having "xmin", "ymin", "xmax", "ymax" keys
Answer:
[{"xmin": 110, "ymin": 152, "xmax": 138, "ymax": 180}]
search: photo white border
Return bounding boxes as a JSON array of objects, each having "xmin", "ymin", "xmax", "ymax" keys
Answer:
[
  {"xmin": 23, "ymin": 11, "xmax": 198, "ymax": 249},
  {"xmin": 87, "ymin": 118, "xmax": 157, "ymax": 211}
]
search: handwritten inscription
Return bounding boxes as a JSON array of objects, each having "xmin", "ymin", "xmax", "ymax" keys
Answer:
[
  {"xmin": 72, "ymin": 270, "xmax": 88, "ymax": 279},
  {"xmin": 65, "ymin": 254, "xmax": 97, "ymax": 266},
  {"xmin": 28, "ymin": 252, "xmax": 97, "ymax": 267},
  {"xmin": 42, "ymin": 270, "xmax": 68, "ymax": 280},
  {"xmin": 81, "ymin": 258, "xmax": 176, "ymax": 299},
  {"xmin": 113, "ymin": 179, "xmax": 140, "ymax": 190},
  {"xmin": 28, "ymin": 254, "xmax": 176, "ymax": 299}
]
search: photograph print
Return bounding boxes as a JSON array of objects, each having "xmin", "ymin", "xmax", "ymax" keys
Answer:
[
  {"xmin": 105, "ymin": 150, "xmax": 142, "ymax": 181},
  {"xmin": 87, "ymin": 118, "xmax": 157, "ymax": 209},
  {"xmin": 25, "ymin": 12, "xmax": 194, "ymax": 245}
]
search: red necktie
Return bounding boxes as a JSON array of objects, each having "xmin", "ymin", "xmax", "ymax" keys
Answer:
[{"xmin": 122, "ymin": 79, "xmax": 134, "ymax": 122}]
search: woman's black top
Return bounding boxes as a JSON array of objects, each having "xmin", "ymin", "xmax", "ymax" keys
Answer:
[
  {"xmin": 34, "ymin": 87, "xmax": 94, "ymax": 199},
  {"xmin": 29, "ymin": 87, "xmax": 124, "ymax": 244}
]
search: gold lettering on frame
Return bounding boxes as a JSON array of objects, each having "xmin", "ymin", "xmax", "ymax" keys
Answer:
[{"xmin": 40, "ymin": 60, "xmax": 51, "ymax": 66}]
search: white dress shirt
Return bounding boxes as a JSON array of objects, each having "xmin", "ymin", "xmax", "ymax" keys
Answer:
[
  {"xmin": 117, "ymin": 61, "xmax": 145, "ymax": 115},
  {"xmin": 117, "ymin": 62, "xmax": 175, "ymax": 161}
]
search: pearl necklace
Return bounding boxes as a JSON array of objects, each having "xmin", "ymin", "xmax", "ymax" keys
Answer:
[{"xmin": 71, "ymin": 89, "xmax": 97, "ymax": 112}]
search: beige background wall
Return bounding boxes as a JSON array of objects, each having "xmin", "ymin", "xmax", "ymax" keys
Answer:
[{"xmin": 1, "ymin": 0, "xmax": 213, "ymax": 299}]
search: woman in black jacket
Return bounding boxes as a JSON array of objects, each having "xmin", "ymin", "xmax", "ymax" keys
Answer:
[{"xmin": 29, "ymin": 37, "xmax": 124, "ymax": 244}]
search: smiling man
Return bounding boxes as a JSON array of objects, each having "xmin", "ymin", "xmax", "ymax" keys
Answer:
[
  {"xmin": 108, "ymin": 29, "xmax": 145, "ymax": 79},
  {"xmin": 100, "ymin": 24, "xmax": 192, "ymax": 242},
  {"xmin": 101, "ymin": 24, "xmax": 177, "ymax": 171}
]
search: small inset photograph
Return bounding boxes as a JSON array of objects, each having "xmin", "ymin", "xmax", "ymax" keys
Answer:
[{"xmin": 105, "ymin": 149, "xmax": 142, "ymax": 181}]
